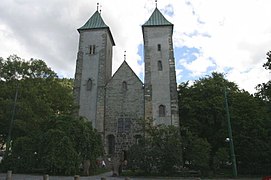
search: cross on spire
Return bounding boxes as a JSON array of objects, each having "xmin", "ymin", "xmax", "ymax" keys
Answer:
[
  {"xmin": 97, "ymin": 3, "xmax": 102, "ymax": 14},
  {"xmin": 124, "ymin": 51, "xmax": 126, "ymax": 61},
  {"xmin": 155, "ymin": 0, "xmax": 157, "ymax": 8}
]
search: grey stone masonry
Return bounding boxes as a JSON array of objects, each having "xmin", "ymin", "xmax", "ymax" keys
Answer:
[
  {"xmin": 104, "ymin": 61, "xmax": 144, "ymax": 155},
  {"xmin": 73, "ymin": 51, "xmax": 83, "ymax": 114},
  {"xmin": 168, "ymin": 34, "xmax": 180, "ymax": 127},
  {"xmin": 142, "ymin": 25, "xmax": 179, "ymax": 126},
  {"xmin": 74, "ymin": 7, "xmax": 180, "ymax": 158},
  {"xmin": 74, "ymin": 28, "xmax": 114, "ymax": 132}
]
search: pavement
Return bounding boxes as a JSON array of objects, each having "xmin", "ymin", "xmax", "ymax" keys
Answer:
[{"xmin": 0, "ymin": 171, "xmax": 262, "ymax": 180}]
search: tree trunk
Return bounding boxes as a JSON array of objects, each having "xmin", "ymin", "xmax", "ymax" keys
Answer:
[{"xmin": 83, "ymin": 160, "xmax": 90, "ymax": 176}]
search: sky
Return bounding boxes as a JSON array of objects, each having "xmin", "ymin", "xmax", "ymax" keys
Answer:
[{"xmin": 0, "ymin": 0, "xmax": 270, "ymax": 94}]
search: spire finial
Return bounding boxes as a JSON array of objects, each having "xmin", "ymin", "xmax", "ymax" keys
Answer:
[
  {"xmin": 97, "ymin": 3, "xmax": 99, "ymax": 11},
  {"xmin": 155, "ymin": 0, "xmax": 157, "ymax": 8},
  {"xmin": 124, "ymin": 51, "xmax": 126, "ymax": 61},
  {"xmin": 99, "ymin": 5, "xmax": 102, "ymax": 14}
]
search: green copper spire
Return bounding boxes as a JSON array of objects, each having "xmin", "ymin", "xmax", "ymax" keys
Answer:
[
  {"xmin": 143, "ymin": 8, "xmax": 173, "ymax": 27},
  {"xmin": 78, "ymin": 10, "xmax": 108, "ymax": 30},
  {"xmin": 78, "ymin": 8, "xmax": 115, "ymax": 45}
]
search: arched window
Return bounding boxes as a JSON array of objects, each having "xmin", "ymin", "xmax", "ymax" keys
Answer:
[
  {"xmin": 86, "ymin": 79, "xmax": 92, "ymax": 91},
  {"xmin": 89, "ymin": 45, "xmax": 95, "ymax": 54},
  {"xmin": 118, "ymin": 117, "xmax": 131, "ymax": 133},
  {"xmin": 118, "ymin": 118, "xmax": 124, "ymax": 133},
  {"xmin": 124, "ymin": 118, "xmax": 131, "ymax": 132},
  {"xmin": 159, "ymin": 104, "xmax": 166, "ymax": 117},
  {"xmin": 157, "ymin": 44, "xmax": 161, "ymax": 51},
  {"xmin": 158, "ymin": 61, "xmax": 163, "ymax": 71},
  {"xmin": 122, "ymin": 81, "xmax": 127, "ymax": 91},
  {"xmin": 122, "ymin": 150, "xmax": 127, "ymax": 161},
  {"xmin": 92, "ymin": 45, "xmax": 96, "ymax": 54},
  {"xmin": 107, "ymin": 134, "xmax": 115, "ymax": 155}
]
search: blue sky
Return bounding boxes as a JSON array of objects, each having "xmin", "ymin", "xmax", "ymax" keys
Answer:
[{"xmin": 0, "ymin": 0, "xmax": 270, "ymax": 93}]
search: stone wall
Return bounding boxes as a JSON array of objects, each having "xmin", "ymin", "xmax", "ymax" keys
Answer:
[
  {"xmin": 104, "ymin": 61, "xmax": 144, "ymax": 156},
  {"xmin": 143, "ymin": 25, "xmax": 179, "ymax": 126},
  {"xmin": 74, "ymin": 29, "xmax": 114, "ymax": 132}
]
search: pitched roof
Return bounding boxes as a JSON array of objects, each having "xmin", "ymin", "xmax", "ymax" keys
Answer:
[
  {"xmin": 78, "ymin": 10, "xmax": 108, "ymax": 30},
  {"xmin": 78, "ymin": 10, "xmax": 115, "ymax": 45},
  {"xmin": 143, "ymin": 8, "xmax": 173, "ymax": 27},
  {"xmin": 106, "ymin": 61, "xmax": 143, "ymax": 86}
]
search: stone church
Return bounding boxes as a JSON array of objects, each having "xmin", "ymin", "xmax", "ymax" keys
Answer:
[{"xmin": 74, "ymin": 5, "xmax": 179, "ymax": 156}]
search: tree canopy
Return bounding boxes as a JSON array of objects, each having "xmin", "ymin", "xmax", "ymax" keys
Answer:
[
  {"xmin": 0, "ymin": 55, "xmax": 103, "ymax": 175},
  {"xmin": 0, "ymin": 55, "xmax": 57, "ymax": 81},
  {"xmin": 256, "ymin": 51, "xmax": 271, "ymax": 103},
  {"xmin": 179, "ymin": 72, "xmax": 271, "ymax": 175},
  {"xmin": 128, "ymin": 124, "xmax": 183, "ymax": 175}
]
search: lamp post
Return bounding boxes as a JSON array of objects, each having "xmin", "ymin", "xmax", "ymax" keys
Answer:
[
  {"xmin": 5, "ymin": 81, "xmax": 19, "ymax": 156},
  {"xmin": 224, "ymin": 87, "xmax": 237, "ymax": 177}
]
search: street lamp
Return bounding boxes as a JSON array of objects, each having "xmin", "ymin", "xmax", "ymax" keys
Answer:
[
  {"xmin": 224, "ymin": 87, "xmax": 238, "ymax": 177},
  {"xmin": 5, "ymin": 78, "xmax": 19, "ymax": 157}
]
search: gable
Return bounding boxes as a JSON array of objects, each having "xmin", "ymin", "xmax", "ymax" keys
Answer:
[{"xmin": 106, "ymin": 61, "xmax": 143, "ymax": 88}]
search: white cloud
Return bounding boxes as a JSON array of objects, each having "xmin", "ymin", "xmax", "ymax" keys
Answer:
[
  {"xmin": 181, "ymin": 55, "xmax": 216, "ymax": 77},
  {"xmin": 172, "ymin": 0, "xmax": 271, "ymax": 93},
  {"xmin": 0, "ymin": 0, "xmax": 270, "ymax": 94},
  {"xmin": 176, "ymin": 69, "xmax": 183, "ymax": 82},
  {"xmin": 226, "ymin": 62, "xmax": 270, "ymax": 93},
  {"xmin": 0, "ymin": 24, "xmax": 26, "ymax": 57}
]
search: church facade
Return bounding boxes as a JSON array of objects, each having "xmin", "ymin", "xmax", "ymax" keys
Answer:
[{"xmin": 74, "ymin": 6, "xmax": 179, "ymax": 156}]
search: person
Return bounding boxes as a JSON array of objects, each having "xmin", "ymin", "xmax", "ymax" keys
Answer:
[{"xmin": 102, "ymin": 160, "xmax": 106, "ymax": 168}]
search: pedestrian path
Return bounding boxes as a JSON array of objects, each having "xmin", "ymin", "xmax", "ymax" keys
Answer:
[
  {"xmin": 0, "ymin": 172, "xmax": 261, "ymax": 180},
  {"xmin": 2, "ymin": 172, "xmax": 113, "ymax": 180}
]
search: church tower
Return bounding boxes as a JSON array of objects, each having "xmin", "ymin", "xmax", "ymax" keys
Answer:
[
  {"xmin": 74, "ymin": 8, "xmax": 115, "ymax": 133},
  {"xmin": 142, "ymin": 7, "xmax": 179, "ymax": 126}
]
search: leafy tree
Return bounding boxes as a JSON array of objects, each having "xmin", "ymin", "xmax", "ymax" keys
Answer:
[
  {"xmin": 251, "ymin": 50, "xmax": 271, "ymax": 175},
  {"xmin": 213, "ymin": 147, "xmax": 229, "ymax": 171},
  {"xmin": 39, "ymin": 115, "xmax": 103, "ymax": 175},
  {"xmin": 0, "ymin": 55, "xmax": 57, "ymax": 81},
  {"xmin": 128, "ymin": 124, "xmax": 182, "ymax": 175},
  {"xmin": 182, "ymin": 131, "xmax": 211, "ymax": 174},
  {"xmin": 179, "ymin": 73, "xmax": 237, "ymax": 169},
  {"xmin": 256, "ymin": 51, "xmax": 271, "ymax": 110},
  {"xmin": 0, "ymin": 78, "xmax": 74, "ymax": 147},
  {"xmin": 3, "ymin": 115, "xmax": 102, "ymax": 175},
  {"xmin": 178, "ymin": 72, "xmax": 271, "ymax": 175},
  {"xmin": 263, "ymin": 51, "xmax": 271, "ymax": 70},
  {"xmin": 11, "ymin": 136, "xmax": 37, "ymax": 172},
  {"xmin": 0, "ymin": 55, "xmax": 103, "ymax": 175},
  {"xmin": 0, "ymin": 55, "xmax": 61, "ymax": 149}
]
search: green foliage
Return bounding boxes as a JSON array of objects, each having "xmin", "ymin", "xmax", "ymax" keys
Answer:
[
  {"xmin": 0, "ymin": 55, "xmax": 103, "ymax": 175},
  {"xmin": 11, "ymin": 136, "xmax": 37, "ymax": 172},
  {"xmin": 256, "ymin": 51, "xmax": 271, "ymax": 106},
  {"xmin": 183, "ymin": 132, "xmax": 211, "ymax": 172},
  {"xmin": 256, "ymin": 81, "xmax": 271, "ymax": 102},
  {"xmin": 179, "ymin": 72, "xmax": 271, "ymax": 175},
  {"xmin": 41, "ymin": 128, "xmax": 78, "ymax": 175},
  {"xmin": 128, "ymin": 124, "xmax": 182, "ymax": 175},
  {"xmin": 230, "ymin": 91, "xmax": 270, "ymax": 169},
  {"xmin": 213, "ymin": 148, "xmax": 228, "ymax": 171},
  {"xmin": 2, "ymin": 115, "xmax": 102, "ymax": 175},
  {"xmin": 263, "ymin": 51, "xmax": 271, "ymax": 70},
  {"xmin": 0, "ymin": 55, "xmax": 57, "ymax": 80},
  {"xmin": 251, "ymin": 50, "xmax": 271, "ymax": 174},
  {"xmin": 179, "ymin": 73, "xmax": 234, "ymax": 168}
]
